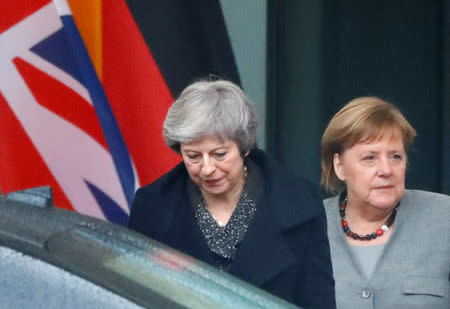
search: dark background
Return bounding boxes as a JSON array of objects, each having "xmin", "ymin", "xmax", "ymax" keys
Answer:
[{"xmin": 267, "ymin": 0, "xmax": 450, "ymax": 195}]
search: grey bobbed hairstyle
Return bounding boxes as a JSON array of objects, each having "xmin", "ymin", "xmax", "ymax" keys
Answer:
[{"xmin": 163, "ymin": 79, "xmax": 258, "ymax": 154}]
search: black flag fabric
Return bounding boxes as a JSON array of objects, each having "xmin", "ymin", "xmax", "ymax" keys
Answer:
[{"xmin": 125, "ymin": 0, "xmax": 241, "ymax": 97}]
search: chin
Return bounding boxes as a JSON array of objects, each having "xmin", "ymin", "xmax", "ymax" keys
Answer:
[
  {"xmin": 370, "ymin": 194, "xmax": 402, "ymax": 209},
  {"xmin": 371, "ymin": 200, "xmax": 398, "ymax": 209},
  {"xmin": 202, "ymin": 186, "xmax": 226, "ymax": 197},
  {"xmin": 369, "ymin": 187, "xmax": 403, "ymax": 208}
]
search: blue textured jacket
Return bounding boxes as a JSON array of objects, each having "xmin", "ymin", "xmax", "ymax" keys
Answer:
[{"xmin": 129, "ymin": 149, "xmax": 336, "ymax": 309}]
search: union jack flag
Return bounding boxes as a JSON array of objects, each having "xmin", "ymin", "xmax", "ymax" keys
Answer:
[{"xmin": 0, "ymin": 0, "xmax": 181, "ymax": 224}]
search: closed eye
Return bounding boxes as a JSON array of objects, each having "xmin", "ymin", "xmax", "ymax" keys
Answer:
[
  {"xmin": 214, "ymin": 152, "xmax": 226, "ymax": 159},
  {"xmin": 185, "ymin": 154, "xmax": 200, "ymax": 161},
  {"xmin": 363, "ymin": 155, "xmax": 375, "ymax": 161}
]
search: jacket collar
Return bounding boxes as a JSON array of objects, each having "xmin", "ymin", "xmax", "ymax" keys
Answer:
[
  {"xmin": 229, "ymin": 197, "xmax": 296, "ymax": 286},
  {"xmin": 164, "ymin": 148, "xmax": 315, "ymax": 286},
  {"xmin": 247, "ymin": 148, "xmax": 319, "ymax": 229},
  {"xmin": 227, "ymin": 149, "xmax": 313, "ymax": 286}
]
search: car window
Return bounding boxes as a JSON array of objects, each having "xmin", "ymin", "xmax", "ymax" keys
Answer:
[
  {"xmin": 45, "ymin": 226, "xmax": 299, "ymax": 309},
  {"xmin": 0, "ymin": 245, "xmax": 144, "ymax": 309},
  {"xmin": 0, "ymin": 188, "xmax": 300, "ymax": 309}
]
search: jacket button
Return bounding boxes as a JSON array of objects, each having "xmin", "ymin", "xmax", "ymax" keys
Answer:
[{"xmin": 362, "ymin": 287, "xmax": 372, "ymax": 299}]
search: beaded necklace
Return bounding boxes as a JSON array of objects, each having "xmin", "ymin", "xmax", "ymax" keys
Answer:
[{"xmin": 339, "ymin": 193, "xmax": 399, "ymax": 241}]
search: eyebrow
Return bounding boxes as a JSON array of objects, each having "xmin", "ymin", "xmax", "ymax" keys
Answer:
[
  {"xmin": 359, "ymin": 149, "xmax": 404, "ymax": 155},
  {"xmin": 182, "ymin": 146, "xmax": 228, "ymax": 153}
]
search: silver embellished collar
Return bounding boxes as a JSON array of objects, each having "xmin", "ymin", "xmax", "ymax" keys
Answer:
[
  {"xmin": 193, "ymin": 190, "xmax": 256, "ymax": 261},
  {"xmin": 187, "ymin": 158, "xmax": 262, "ymax": 270}
]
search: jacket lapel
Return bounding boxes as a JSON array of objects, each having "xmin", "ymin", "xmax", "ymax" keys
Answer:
[
  {"xmin": 229, "ymin": 200, "xmax": 296, "ymax": 286},
  {"xmin": 161, "ymin": 150, "xmax": 301, "ymax": 284},
  {"xmin": 162, "ymin": 193, "xmax": 218, "ymax": 267}
]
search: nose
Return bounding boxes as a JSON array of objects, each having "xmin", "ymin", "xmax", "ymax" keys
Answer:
[
  {"xmin": 377, "ymin": 156, "xmax": 392, "ymax": 176},
  {"xmin": 200, "ymin": 156, "xmax": 216, "ymax": 176}
]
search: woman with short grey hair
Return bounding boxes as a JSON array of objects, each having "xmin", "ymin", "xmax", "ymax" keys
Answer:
[
  {"xmin": 129, "ymin": 79, "xmax": 336, "ymax": 309},
  {"xmin": 163, "ymin": 79, "xmax": 257, "ymax": 154}
]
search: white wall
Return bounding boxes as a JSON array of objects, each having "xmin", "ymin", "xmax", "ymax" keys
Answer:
[{"xmin": 219, "ymin": 0, "xmax": 267, "ymax": 149}]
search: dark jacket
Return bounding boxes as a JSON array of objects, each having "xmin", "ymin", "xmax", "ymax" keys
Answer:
[{"xmin": 128, "ymin": 149, "xmax": 336, "ymax": 309}]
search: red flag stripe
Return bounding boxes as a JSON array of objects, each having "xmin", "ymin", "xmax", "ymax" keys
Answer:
[
  {"xmin": 0, "ymin": 0, "xmax": 49, "ymax": 34},
  {"xmin": 14, "ymin": 57, "xmax": 109, "ymax": 152},
  {"xmin": 102, "ymin": 0, "xmax": 181, "ymax": 186},
  {"xmin": 0, "ymin": 91, "xmax": 74, "ymax": 210}
]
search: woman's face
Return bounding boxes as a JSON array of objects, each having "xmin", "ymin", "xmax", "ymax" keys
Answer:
[
  {"xmin": 333, "ymin": 131, "xmax": 406, "ymax": 209},
  {"xmin": 180, "ymin": 135, "xmax": 246, "ymax": 199}
]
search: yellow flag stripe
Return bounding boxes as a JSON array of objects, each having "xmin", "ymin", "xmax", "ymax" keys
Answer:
[{"xmin": 67, "ymin": 0, "xmax": 103, "ymax": 81}]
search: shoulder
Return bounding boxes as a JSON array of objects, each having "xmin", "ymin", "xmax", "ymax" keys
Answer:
[
  {"xmin": 400, "ymin": 190, "xmax": 449, "ymax": 224},
  {"xmin": 128, "ymin": 162, "xmax": 189, "ymax": 233},
  {"xmin": 137, "ymin": 162, "xmax": 189, "ymax": 197},
  {"xmin": 323, "ymin": 194, "xmax": 339, "ymax": 218},
  {"xmin": 248, "ymin": 148, "xmax": 320, "ymax": 196},
  {"xmin": 133, "ymin": 161, "xmax": 189, "ymax": 209},
  {"xmin": 401, "ymin": 189, "xmax": 450, "ymax": 211},
  {"xmin": 323, "ymin": 194, "xmax": 339, "ymax": 208},
  {"xmin": 248, "ymin": 149, "xmax": 325, "ymax": 228},
  {"xmin": 402, "ymin": 189, "xmax": 449, "ymax": 204}
]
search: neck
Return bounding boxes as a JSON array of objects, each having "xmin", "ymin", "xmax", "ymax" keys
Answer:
[
  {"xmin": 346, "ymin": 200, "xmax": 395, "ymax": 224},
  {"xmin": 340, "ymin": 192, "xmax": 399, "ymax": 245}
]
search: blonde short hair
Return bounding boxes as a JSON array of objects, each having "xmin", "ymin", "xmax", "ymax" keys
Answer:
[{"xmin": 321, "ymin": 96, "xmax": 416, "ymax": 193}]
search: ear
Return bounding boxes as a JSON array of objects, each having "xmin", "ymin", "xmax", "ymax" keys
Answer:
[
  {"xmin": 244, "ymin": 150, "xmax": 250, "ymax": 157},
  {"xmin": 333, "ymin": 153, "xmax": 346, "ymax": 181}
]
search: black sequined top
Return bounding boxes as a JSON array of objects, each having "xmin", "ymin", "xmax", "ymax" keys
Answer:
[{"xmin": 187, "ymin": 159, "xmax": 263, "ymax": 271}]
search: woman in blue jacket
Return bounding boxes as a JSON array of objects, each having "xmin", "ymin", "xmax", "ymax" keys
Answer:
[{"xmin": 129, "ymin": 79, "xmax": 335, "ymax": 308}]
